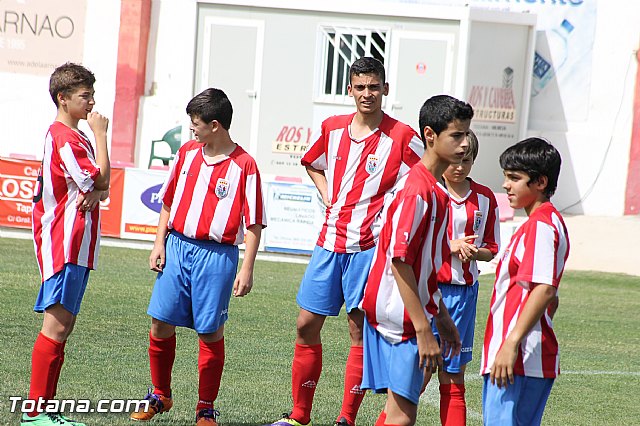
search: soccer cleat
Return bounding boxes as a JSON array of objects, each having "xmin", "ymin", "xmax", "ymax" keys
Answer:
[
  {"xmin": 196, "ymin": 408, "xmax": 220, "ymax": 426},
  {"xmin": 267, "ymin": 413, "xmax": 312, "ymax": 426},
  {"xmin": 20, "ymin": 412, "xmax": 85, "ymax": 426},
  {"xmin": 334, "ymin": 417, "xmax": 353, "ymax": 426},
  {"xmin": 130, "ymin": 389, "xmax": 173, "ymax": 421}
]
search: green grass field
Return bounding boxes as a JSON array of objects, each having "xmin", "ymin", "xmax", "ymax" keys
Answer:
[{"xmin": 0, "ymin": 236, "xmax": 638, "ymax": 425}]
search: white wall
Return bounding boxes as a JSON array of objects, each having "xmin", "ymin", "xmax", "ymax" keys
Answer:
[
  {"xmin": 0, "ymin": 0, "xmax": 121, "ymax": 159},
  {"xmin": 2, "ymin": 0, "xmax": 638, "ymax": 217}
]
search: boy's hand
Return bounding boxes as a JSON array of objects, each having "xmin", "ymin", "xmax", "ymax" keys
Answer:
[
  {"xmin": 416, "ymin": 327, "xmax": 442, "ymax": 373},
  {"xmin": 451, "ymin": 235, "xmax": 478, "ymax": 262},
  {"xmin": 490, "ymin": 339, "xmax": 518, "ymax": 388},
  {"xmin": 435, "ymin": 312, "xmax": 461, "ymax": 359},
  {"xmin": 76, "ymin": 190, "xmax": 102, "ymax": 212},
  {"xmin": 87, "ymin": 112, "xmax": 109, "ymax": 135},
  {"xmin": 149, "ymin": 243, "xmax": 166, "ymax": 272},
  {"xmin": 233, "ymin": 268, "xmax": 253, "ymax": 297}
]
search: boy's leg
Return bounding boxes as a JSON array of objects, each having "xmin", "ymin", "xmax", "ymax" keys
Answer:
[
  {"xmin": 385, "ymin": 390, "xmax": 418, "ymax": 426},
  {"xmin": 336, "ymin": 248, "xmax": 376, "ymax": 425},
  {"xmin": 434, "ymin": 282, "xmax": 479, "ymax": 426},
  {"xmin": 289, "ymin": 309, "xmax": 325, "ymax": 425},
  {"xmin": 149, "ymin": 319, "xmax": 177, "ymax": 397},
  {"xmin": 336, "ymin": 310, "xmax": 365, "ymax": 426},
  {"xmin": 197, "ymin": 328, "xmax": 225, "ymax": 412}
]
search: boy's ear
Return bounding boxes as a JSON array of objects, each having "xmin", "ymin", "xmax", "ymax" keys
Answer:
[
  {"xmin": 57, "ymin": 92, "xmax": 66, "ymax": 106},
  {"xmin": 533, "ymin": 175, "xmax": 549, "ymax": 192},
  {"xmin": 423, "ymin": 126, "xmax": 435, "ymax": 145}
]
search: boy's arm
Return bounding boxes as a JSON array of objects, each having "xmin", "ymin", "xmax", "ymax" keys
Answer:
[
  {"xmin": 233, "ymin": 224, "xmax": 262, "ymax": 297},
  {"xmin": 87, "ymin": 112, "xmax": 111, "ymax": 190},
  {"xmin": 490, "ymin": 283, "xmax": 557, "ymax": 388},
  {"xmin": 434, "ymin": 299, "xmax": 461, "ymax": 359},
  {"xmin": 306, "ymin": 165, "xmax": 332, "ymax": 208},
  {"xmin": 391, "ymin": 258, "xmax": 442, "ymax": 372},
  {"xmin": 149, "ymin": 204, "xmax": 171, "ymax": 272}
]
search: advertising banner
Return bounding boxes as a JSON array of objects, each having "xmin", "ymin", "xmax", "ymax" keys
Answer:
[
  {"xmin": 100, "ymin": 168, "xmax": 124, "ymax": 237},
  {"xmin": 120, "ymin": 168, "xmax": 168, "ymax": 241},
  {"xmin": 0, "ymin": 0, "xmax": 87, "ymax": 75},
  {"xmin": 0, "ymin": 157, "xmax": 40, "ymax": 229},
  {"xmin": 264, "ymin": 182, "xmax": 325, "ymax": 254}
]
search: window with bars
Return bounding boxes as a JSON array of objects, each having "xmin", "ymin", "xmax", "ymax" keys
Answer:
[{"xmin": 317, "ymin": 25, "xmax": 388, "ymax": 103}]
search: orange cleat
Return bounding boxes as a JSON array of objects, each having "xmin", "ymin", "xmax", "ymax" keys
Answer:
[
  {"xmin": 130, "ymin": 390, "xmax": 173, "ymax": 421},
  {"xmin": 196, "ymin": 408, "xmax": 220, "ymax": 426}
]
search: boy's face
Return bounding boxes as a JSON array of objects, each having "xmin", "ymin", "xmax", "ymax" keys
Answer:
[
  {"xmin": 429, "ymin": 119, "xmax": 470, "ymax": 165},
  {"xmin": 444, "ymin": 156, "xmax": 473, "ymax": 184},
  {"xmin": 502, "ymin": 170, "xmax": 548, "ymax": 212},
  {"xmin": 59, "ymin": 86, "xmax": 94, "ymax": 120},
  {"xmin": 190, "ymin": 115, "xmax": 215, "ymax": 144},
  {"xmin": 348, "ymin": 73, "xmax": 388, "ymax": 116}
]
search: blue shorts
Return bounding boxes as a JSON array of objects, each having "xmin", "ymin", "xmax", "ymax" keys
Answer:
[
  {"xmin": 361, "ymin": 320, "xmax": 424, "ymax": 405},
  {"xmin": 34, "ymin": 263, "xmax": 90, "ymax": 316},
  {"xmin": 296, "ymin": 245, "xmax": 375, "ymax": 316},
  {"xmin": 482, "ymin": 374, "xmax": 554, "ymax": 426},
  {"xmin": 432, "ymin": 281, "xmax": 479, "ymax": 373},
  {"xmin": 147, "ymin": 232, "xmax": 239, "ymax": 334}
]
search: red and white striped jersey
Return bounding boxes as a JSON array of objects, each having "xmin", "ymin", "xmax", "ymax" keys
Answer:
[
  {"xmin": 481, "ymin": 202, "xmax": 570, "ymax": 378},
  {"xmin": 437, "ymin": 179, "xmax": 500, "ymax": 285},
  {"xmin": 302, "ymin": 113, "xmax": 424, "ymax": 253},
  {"xmin": 32, "ymin": 121, "xmax": 102, "ymax": 282},
  {"xmin": 361, "ymin": 162, "xmax": 450, "ymax": 344},
  {"xmin": 160, "ymin": 141, "xmax": 266, "ymax": 244}
]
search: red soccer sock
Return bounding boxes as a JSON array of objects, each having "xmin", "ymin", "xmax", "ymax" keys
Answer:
[
  {"xmin": 49, "ymin": 340, "xmax": 66, "ymax": 399},
  {"xmin": 374, "ymin": 411, "xmax": 387, "ymax": 426},
  {"xmin": 148, "ymin": 332, "xmax": 176, "ymax": 397},
  {"xmin": 197, "ymin": 337, "xmax": 225, "ymax": 411},
  {"xmin": 337, "ymin": 345, "xmax": 365, "ymax": 425},
  {"xmin": 28, "ymin": 333, "xmax": 64, "ymax": 417},
  {"xmin": 290, "ymin": 343, "xmax": 322, "ymax": 425},
  {"xmin": 440, "ymin": 383, "xmax": 466, "ymax": 426}
]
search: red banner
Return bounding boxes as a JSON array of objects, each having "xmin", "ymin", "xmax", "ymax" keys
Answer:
[
  {"xmin": 0, "ymin": 157, "xmax": 40, "ymax": 229},
  {"xmin": 0, "ymin": 157, "xmax": 124, "ymax": 237}
]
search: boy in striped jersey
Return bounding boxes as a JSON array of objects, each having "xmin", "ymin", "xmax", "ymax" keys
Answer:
[
  {"xmin": 25, "ymin": 63, "xmax": 110, "ymax": 426},
  {"xmin": 481, "ymin": 138, "xmax": 570, "ymax": 426},
  {"xmin": 360, "ymin": 94, "xmax": 473, "ymax": 426},
  {"xmin": 425, "ymin": 129, "xmax": 500, "ymax": 425},
  {"xmin": 130, "ymin": 88, "xmax": 266, "ymax": 426},
  {"xmin": 269, "ymin": 57, "xmax": 424, "ymax": 426}
]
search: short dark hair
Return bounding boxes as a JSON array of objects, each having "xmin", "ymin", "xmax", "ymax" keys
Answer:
[
  {"xmin": 418, "ymin": 95, "xmax": 474, "ymax": 144},
  {"xmin": 349, "ymin": 57, "xmax": 386, "ymax": 84},
  {"xmin": 186, "ymin": 88, "xmax": 233, "ymax": 130},
  {"xmin": 49, "ymin": 62, "xmax": 96, "ymax": 107},
  {"xmin": 500, "ymin": 137, "xmax": 562, "ymax": 198}
]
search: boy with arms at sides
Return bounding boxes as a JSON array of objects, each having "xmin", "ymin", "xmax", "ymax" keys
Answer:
[
  {"xmin": 425, "ymin": 129, "xmax": 500, "ymax": 425},
  {"xmin": 269, "ymin": 57, "xmax": 424, "ymax": 426},
  {"xmin": 481, "ymin": 138, "xmax": 570, "ymax": 426},
  {"xmin": 360, "ymin": 94, "xmax": 473, "ymax": 426},
  {"xmin": 26, "ymin": 62, "xmax": 110, "ymax": 426},
  {"xmin": 130, "ymin": 88, "xmax": 266, "ymax": 426}
]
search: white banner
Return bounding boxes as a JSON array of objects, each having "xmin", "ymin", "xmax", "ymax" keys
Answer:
[
  {"xmin": 120, "ymin": 168, "xmax": 168, "ymax": 241},
  {"xmin": 264, "ymin": 182, "xmax": 325, "ymax": 254}
]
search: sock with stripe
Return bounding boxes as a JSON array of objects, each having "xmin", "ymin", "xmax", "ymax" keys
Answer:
[
  {"xmin": 197, "ymin": 337, "xmax": 225, "ymax": 411},
  {"xmin": 148, "ymin": 332, "xmax": 176, "ymax": 397},
  {"xmin": 290, "ymin": 343, "xmax": 322, "ymax": 425}
]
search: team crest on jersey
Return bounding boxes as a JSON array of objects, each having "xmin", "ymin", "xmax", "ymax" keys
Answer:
[
  {"xmin": 215, "ymin": 178, "xmax": 230, "ymax": 199},
  {"xmin": 366, "ymin": 154, "xmax": 379, "ymax": 174},
  {"xmin": 473, "ymin": 210, "xmax": 483, "ymax": 232}
]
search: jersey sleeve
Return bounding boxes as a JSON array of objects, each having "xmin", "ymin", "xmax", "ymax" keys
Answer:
[
  {"xmin": 390, "ymin": 192, "xmax": 428, "ymax": 264},
  {"xmin": 57, "ymin": 136, "xmax": 100, "ymax": 193},
  {"xmin": 481, "ymin": 191, "xmax": 500, "ymax": 255},
  {"xmin": 398, "ymin": 134, "xmax": 424, "ymax": 177},
  {"xmin": 516, "ymin": 220, "xmax": 559, "ymax": 287},
  {"xmin": 159, "ymin": 147, "xmax": 183, "ymax": 208},
  {"xmin": 301, "ymin": 124, "xmax": 328, "ymax": 170},
  {"xmin": 243, "ymin": 159, "xmax": 267, "ymax": 228}
]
